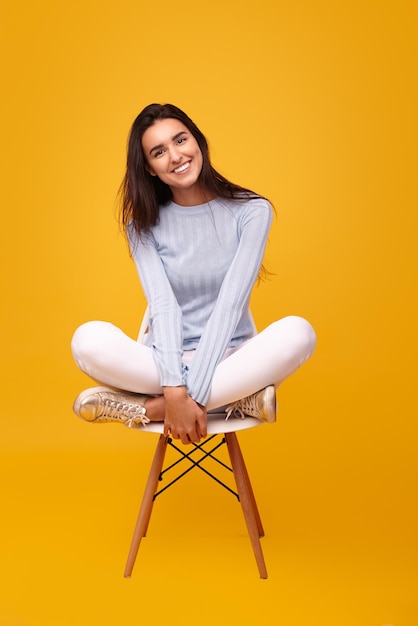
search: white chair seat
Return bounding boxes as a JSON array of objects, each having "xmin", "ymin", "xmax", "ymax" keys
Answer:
[{"xmin": 132, "ymin": 413, "xmax": 263, "ymax": 435}]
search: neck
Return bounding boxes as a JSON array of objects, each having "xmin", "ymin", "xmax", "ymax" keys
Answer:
[{"xmin": 171, "ymin": 184, "xmax": 216, "ymax": 207}]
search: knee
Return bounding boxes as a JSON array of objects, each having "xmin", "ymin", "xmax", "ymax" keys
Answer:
[
  {"xmin": 71, "ymin": 320, "xmax": 110, "ymax": 364},
  {"xmin": 271, "ymin": 316, "xmax": 316, "ymax": 357}
]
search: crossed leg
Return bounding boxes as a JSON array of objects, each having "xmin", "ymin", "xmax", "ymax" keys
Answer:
[{"xmin": 72, "ymin": 315, "xmax": 316, "ymax": 414}]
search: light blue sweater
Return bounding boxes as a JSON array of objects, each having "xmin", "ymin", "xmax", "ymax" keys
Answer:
[{"xmin": 129, "ymin": 196, "xmax": 272, "ymax": 405}]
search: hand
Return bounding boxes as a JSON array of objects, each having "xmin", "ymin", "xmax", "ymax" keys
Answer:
[{"xmin": 163, "ymin": 387, "xmax": 207, "ymax": 444}]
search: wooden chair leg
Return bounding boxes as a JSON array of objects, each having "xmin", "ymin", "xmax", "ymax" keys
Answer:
[
  {"xmin": 225, "ymin": 432, "xmax": 268, "ymax": 579},
  {"xmin": 231, "ymin": 433, "xmax": 265, "ymax": 537},
  {"xmin": 124, "ymin": 434, "xmax": 168, "ymax": 578}
]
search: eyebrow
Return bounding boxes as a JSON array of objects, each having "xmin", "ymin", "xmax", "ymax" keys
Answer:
[{"xmin": 149, "ymin": 131, "xmax": 188, "ymax": 155}]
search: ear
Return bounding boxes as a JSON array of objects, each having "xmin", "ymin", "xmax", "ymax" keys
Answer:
[{"xmin": 145, "ymin": 163, "xmax": 157, "ymax": 177}]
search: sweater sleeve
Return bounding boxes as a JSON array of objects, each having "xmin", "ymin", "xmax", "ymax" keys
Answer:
[
  {"xmin": 129, "ymin": 229, "xmax": 184, "ymax": 388},
  {"xmin": 185, "ymin": 198, "xmax": 273, "ymax": 405}
]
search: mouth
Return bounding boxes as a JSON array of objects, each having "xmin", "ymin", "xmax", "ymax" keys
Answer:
[{"xmin": 173, "ymin": 161, "xmax": 191, "ymax": 174}]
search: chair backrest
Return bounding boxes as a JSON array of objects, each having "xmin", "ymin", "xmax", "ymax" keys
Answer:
[{"xmin": 137, "ymin": 306, "xmax": 150, "ymax": 343}]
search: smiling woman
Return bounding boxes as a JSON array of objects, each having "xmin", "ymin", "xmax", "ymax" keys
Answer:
[{"xmin": 70, "ymin": 103, "xmax": 316, "ymax": 445}]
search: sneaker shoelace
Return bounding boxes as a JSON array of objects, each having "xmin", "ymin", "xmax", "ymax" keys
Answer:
[
  {"xmin": 225, "ymin": 394, "xmax": 259, "ymax": 421},
  {"xmin": 101, "ymin": 397, "xmax": 150, "ymax": 428}
]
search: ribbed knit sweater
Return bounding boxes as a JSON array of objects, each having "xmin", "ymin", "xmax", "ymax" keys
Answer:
[{"xmin": 129, "ymin": 196, "xmax": 272, "ymax": 406}]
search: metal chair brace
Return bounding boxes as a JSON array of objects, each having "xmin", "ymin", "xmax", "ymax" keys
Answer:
[{"xmin": 155, "ymin": 434, "xmax": 239, "ymax": 501}]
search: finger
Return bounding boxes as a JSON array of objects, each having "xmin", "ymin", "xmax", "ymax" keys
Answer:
[
  {"xmin": 180, "ymin": 431, "xmax": 191, "ymax": 445},
  {"xmin": 166, "ymin": 425, "xmax": 178, "ymax": 440},
  {"xmin": 182, "ymin": 427, "xmax": 199, "ymax": 445},
  {"xmin": 198, "ymin": 417, "xmax": 207, "ymax": 440},
  {"xmin": 191, "ymin": 428, "xmax": 201, "ymax": 444}
]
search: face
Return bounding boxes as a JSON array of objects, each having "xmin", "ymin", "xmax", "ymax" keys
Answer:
[{"xmin": 141, "ymin": 118, "xmax": 204, "ymax": 202}]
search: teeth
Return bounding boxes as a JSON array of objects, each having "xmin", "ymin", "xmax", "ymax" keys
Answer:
[{"xmin": 174, "ymin": 162, "xmax": 190, "ymax": 173}]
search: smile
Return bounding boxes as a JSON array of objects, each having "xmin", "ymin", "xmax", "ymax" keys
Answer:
[{"xmin": 173, "ymin": 161, "xmax": 191, "ymax": 174}]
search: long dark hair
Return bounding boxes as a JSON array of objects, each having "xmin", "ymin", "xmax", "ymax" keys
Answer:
[{"xmin": 119, "ymin": 103, "xmax": 267, "ymax": 237}]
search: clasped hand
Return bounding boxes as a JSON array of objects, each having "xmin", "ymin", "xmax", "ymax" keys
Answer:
[{"xmin": 163, "ymin": 386, "xmax": 207, "ymax": 444}]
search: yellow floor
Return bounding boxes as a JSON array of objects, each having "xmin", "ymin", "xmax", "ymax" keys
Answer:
[{"xmin": 2, "ymin": 439, "xmax": 417, "ymax": 626}]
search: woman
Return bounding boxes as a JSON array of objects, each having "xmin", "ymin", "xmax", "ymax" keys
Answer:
[{"xmin": 71, "ymin": 103, "xmax": 316, "ymax": 444}]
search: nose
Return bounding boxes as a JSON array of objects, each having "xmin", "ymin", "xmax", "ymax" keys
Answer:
[{"xmin": 168, "ymin": 145, "xmax": 182, "ymax": 163}]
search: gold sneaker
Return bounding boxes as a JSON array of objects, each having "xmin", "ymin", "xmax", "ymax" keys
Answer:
[
  {"xmin": 73, "ymin": 386, "xmax": 150, "ymax": 428},
  {"xmin": 225, "ymin": 385, "xmax": 276, "ymax": 423}
]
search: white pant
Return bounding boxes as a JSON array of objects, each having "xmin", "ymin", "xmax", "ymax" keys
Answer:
[{"xmin": 71, "ymin": 316, "xmax": 316, "ymax": 410}]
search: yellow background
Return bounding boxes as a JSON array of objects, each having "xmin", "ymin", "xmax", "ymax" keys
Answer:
[{"xmin": 1, "ymin": 0, "xmax": 417, "ymax": 624}]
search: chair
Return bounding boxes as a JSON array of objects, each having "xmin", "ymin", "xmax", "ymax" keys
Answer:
[{"xmin": 124, "ymin": 309, "xmax": 270, "ymax": 579}]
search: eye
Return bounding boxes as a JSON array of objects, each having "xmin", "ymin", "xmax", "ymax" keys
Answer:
[
  {"xmin": 176, "ymin": 136, "xmax": 187, "ymax": 145},
  {"xmin": 153, "ymin": 149, "xmax": 165, "ymax": 158}
]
